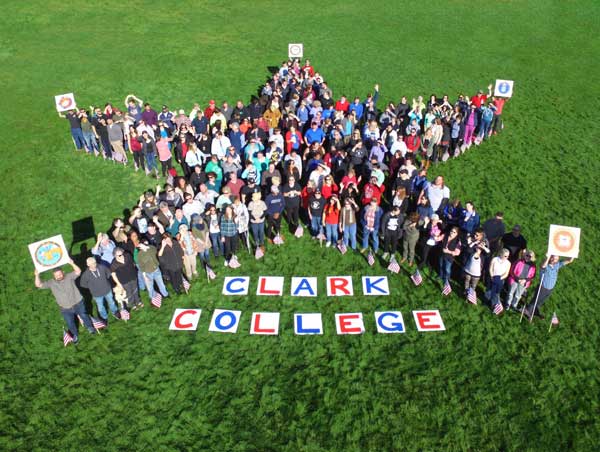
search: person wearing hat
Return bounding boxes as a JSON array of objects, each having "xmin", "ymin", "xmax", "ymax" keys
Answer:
[
  {"xmin": 470, "ymin": 84, "xmax": 493, "ymax": 109},
  {"xmin": 204, "ymin": 100, "xmax": 216, "ymax": 119},
  {"xmin": 158, "ymin": 105, "xmax": 174, "ymax": 129},
  {"xmin": 80, "ymin": 257, "xmax": 120, "ymax": 321},
  {"xmin": 265, "ymin": 185, "xmax": 285, "ymax": 241},
  {"xmin": 248, "ymin": 191, "xmax": 267, "ymax": 248}
]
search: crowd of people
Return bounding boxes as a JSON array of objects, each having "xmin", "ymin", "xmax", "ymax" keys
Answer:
[{"xmin": 46, "ymin": 59, "xmax": 573, "ymax": 343}]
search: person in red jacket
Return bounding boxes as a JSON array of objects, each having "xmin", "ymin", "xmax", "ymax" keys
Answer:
[
  {"xmin": 302, "ymin": 59, "xmax": 315, "ymax": 77},
  {"xmin": 335, "ymin": 95, "xmax": 350, "ymax": 112},
  {"xmin": 285, "ymin": 126, "xmax": 302, "ymax": 154},
  {"xmin": 204, "ymin": 100, "xmax": 216, "ymax": 119},
  {"xmin": 361, "ymin": 176, "xmax": 385, "ymax": 205},
  {"xmin": 470, "ymin": 84, "xmax": 493, "ymax": 108},
  {"xmin": 404, "ymin": 129, "xmax": 421, "ymax": 154}
]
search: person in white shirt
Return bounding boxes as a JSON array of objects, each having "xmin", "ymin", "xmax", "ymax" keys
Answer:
[
  {"xmin": 211, "ymin": 131, "xmax": 231, "ymax": 160},
  {"xmin": 488, "ymin": 248, "xmax": 511, "ymax": 309},
  {"xmin": 182, "ymin": 193, "xmax": 203, "ymax": 223}
]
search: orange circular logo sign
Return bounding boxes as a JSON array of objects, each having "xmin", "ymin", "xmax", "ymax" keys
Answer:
[
  {"xmin": 59, "ymin": 96, "xmax": 73, "ymax": 109},
  {"xmin": 552, "ymin": 230, "xmax": 575, "ymax": 253}
]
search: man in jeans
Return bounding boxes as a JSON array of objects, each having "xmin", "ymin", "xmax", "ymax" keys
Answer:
[
  {"xmin": 35, "ymin": 260, "xmax": 96, "ymax": 343},
  {"xmin": 136, "ymin": 241, "xmax": 169, "ymax": 302},
  {"xmin": 80, "ymin": 257, "xmax": 120, "ymax": 321}
]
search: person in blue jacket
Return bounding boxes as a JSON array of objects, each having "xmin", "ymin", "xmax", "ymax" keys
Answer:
[
  {"xmin": 459, "ymin": 201, "xmax": 480, "ymax": 235},
  {"xmin": 265, "ymin": 185, "xmax": 285, "ymax": 240}
]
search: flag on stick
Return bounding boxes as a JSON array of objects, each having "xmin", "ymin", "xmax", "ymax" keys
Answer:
[
  {"xmin": 467, "ymin": 288, "xmax": 477, "ymax": 305},
  {"xmin": 411, "ymin": 269, "xmax": 423, "ymax": 286},
  {"xmin": 294, "ymin": 226, "xmax": 304, "ymax": 238},
  {"xmin": 90, "ymin": 316, "xmax": 107, "ymax": 330},
  {"xmin": 273, "ymin": 234, "xmax": 284, "ymax": 245},
  {"xmin": 183, "ymin": 278, "xmax": 191, "ymax": 291},
  {"xmin": 228, "ymin": 256, "xmax": 241, "ymax": 269},
  {"xmin": 255, "ymin": 246, "xmax": 264, "ymax": 260},
  {"xmin": 442, "ymin": 281, "xmax": 452, "ymax": 296},
  {"xmin": 206, "ymin": 264, "xmax": 216, "ymax": 280},
  {"xmin": 367, "ymin": 250, "xmax": 375, "ymax": 266},
  {"xmin": 493, "ymin": 303, "xmax": 504, "ymax": 316},
  {"xmin": 151, "ymin": 292, "xmax": 162, "ymax": 308},
  {"xmin": 63, "ymin": 329, "xmax": 74, "ymax": 347},
  {"xmin": 337, "ymin": 241, "xmax": 347, "ymax": 255},
  {"xmin": 548, "ymin": 311, "xmax": 560, "ymax": 332},
  {"xmin": 387, "ymin": 256, "xmax": 400, "ymax": 274},
  {"xmin": 120, "ymin": 309, "xmax": 130, "ymax": 321}
]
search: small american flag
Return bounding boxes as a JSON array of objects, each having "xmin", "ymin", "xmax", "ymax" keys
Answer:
[
  {"xmin": 206, "ymin": 264, "xmax": 216, "ymax": 280},
  {"xmin": 493, "ymin": 303, "xmax": 504, "ymax": 315},
  {"xmin": 273, "ymin": 234, "xmax": 284, "ymax": 245},
  {"xmin": 411, "ymin": 269, "xmax": 423, "ymax": 286},
  {"xmin": 183, "ymin": 278, "xmax": 191, "ymax": 291},
  {"xmin": 337, "ymin": 241, "xmax": 347, "ymax": 255},
  {"xmin": 63, "ymin": 329, "xmax": 74, "ymax": 347},
  {"xmin": 90, "ymin": 316, "xmax": 107, "ymax": 330},
  {"xmin": 228, "ymin": 256, "xmax": 241, "ymax": 269},
  {"xmin": 255, "ymin": 247, "xmax": 264, "ymax": 260},
  {"xmin": 120, "ymin": 309, "xmax": 130, "ymax": 321},
  {"xmin": 467, "ymin": 288, "xmax": 477, "ymax": 305},
  {"xmin": 551, "ymin": 312, "xmax": 559, "ymax": 325},
  {"xmin": 294, "ymin": 226, "xmax": 304, "ymax": 238},
  {"xmin": 151, "ymin": 292, "xmax": 162, "ymax": 308},
  {"xmin": 442, "ymin": 281, "xmax": 452, "ymax": 296},
  {"xmin": 367, "ymin": 251, "xmax": 375, "ymax": 266},
  {"xmin": 387, "ymin": 256, "xmax": 400, "ymax": 273}
]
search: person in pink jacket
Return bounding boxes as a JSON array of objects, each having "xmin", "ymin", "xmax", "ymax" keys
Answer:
[{"xmin": 505, "ymin": 250, "xmax": 537, "ymax": 310}]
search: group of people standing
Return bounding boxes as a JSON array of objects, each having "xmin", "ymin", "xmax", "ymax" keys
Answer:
[{"xmin": 44, "ymin": 59, "xmax": 572, "ymax": 343}]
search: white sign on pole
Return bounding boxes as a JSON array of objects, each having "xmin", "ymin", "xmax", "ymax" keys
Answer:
[
  {"xmin": 28, "ymin": 234, "xmax": 70, "ymax": 272},
  {"xmin": 548, "ymin": 225, "xmax": 581, "ymax": 258},
  {"xmin": 494, "ymin": 79, "xmax": 514, "ymax": 98},
  {"xmin": 288, "ymin": 43, "xmax": 303, "ymax": 59},
  {"xmin": 54, "ymin": 93, "xmax": 76, "ymax": 112}
]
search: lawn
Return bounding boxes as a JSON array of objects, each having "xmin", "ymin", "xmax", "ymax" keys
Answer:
[{"xmin": 1, "ymin": 1, "xmax": 599, "ymax": 451}]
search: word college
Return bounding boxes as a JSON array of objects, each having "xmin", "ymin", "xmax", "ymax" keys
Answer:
[{"xmin": 168, "ymin": 276, "xmax": 447, "ymax": 335}]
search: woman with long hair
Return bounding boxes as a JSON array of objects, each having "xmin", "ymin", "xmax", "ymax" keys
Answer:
[{"xmin": 220, "ymin": 205, "xmax": 239, "ymax": 266}]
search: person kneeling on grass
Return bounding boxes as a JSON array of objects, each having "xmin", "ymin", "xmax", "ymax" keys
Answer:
[{"xmin": 35, "ymin": 260, "xmax": 97, "ymax": 344}]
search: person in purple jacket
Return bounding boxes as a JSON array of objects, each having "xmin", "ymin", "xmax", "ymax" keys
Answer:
[{"xmin": 141, "ymin": 103, "xmax": 158, "ymax": 127}]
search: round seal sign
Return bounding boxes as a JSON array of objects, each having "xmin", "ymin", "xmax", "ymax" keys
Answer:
[
  {"xmin": 35, "ymin": 241, "xmax": 64, "ymax": 268},
  {"xmin": 289, "ymin": 44, "xmax": 302, "ymax": 58},
  {"xmin": 498, "ymin": 82, "xmax": 510, "ymax": 94},
  {"xmin": 552, "ymin": 230, "xmax": 575, "ymax": 253},
  {"xmin": 59, "ymin": 96, "xmax": 73, "ymax": 109}
]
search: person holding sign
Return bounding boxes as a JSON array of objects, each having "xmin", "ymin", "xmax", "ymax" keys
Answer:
[
  {"xmin": 523, "ymin": 254, "xmax": 574, "ymax": 320},
  {"xmin": 34, "ymin": 260, "xmax": 97, "ymax": 343}
]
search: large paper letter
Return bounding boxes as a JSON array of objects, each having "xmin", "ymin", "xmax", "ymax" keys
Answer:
[
  {"xmin": 327, "ymin": 276, "xmax": 353, "ymax": 296},
  {"xmin": 335, "ymin": 313, "xmax": 364, "ymax": 334},
  {"xmin": 412, "ymin": 310, "xmax": 445, "ymax": 332},
  {"xmin": 374, "ymin": 311, "xmax": 405, "ymax": 333},
  {"xmin": 209, "ymin": 309, "xmax": 241, "ymax": 333},
  {"xmin": 169, "ymin": 309, "xmax": 201, "ymax": 331}
]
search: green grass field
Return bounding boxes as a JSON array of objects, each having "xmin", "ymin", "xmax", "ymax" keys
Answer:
[{"xmin": 2, "ymin": 1, "xmax": 600, "ymax": 451}]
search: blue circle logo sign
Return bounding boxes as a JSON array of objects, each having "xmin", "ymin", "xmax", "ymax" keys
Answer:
[
  {"xmin": 498, "ymin": 82, "xmax": 510, "ymax": 94},
  {"xmin": 35, "ymin": 241, "xmax": 64, "ymax": 267}
]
